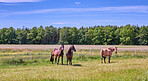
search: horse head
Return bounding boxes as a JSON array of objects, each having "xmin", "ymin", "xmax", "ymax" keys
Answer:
[
  {"xmin": 71, "ymin": 45, "xmax": 76, "ymax": 52},
  {"xmin": 108, "ymin": 47, "xmax": 117, "ymax": 54},
  {"xmin": 59, "ymin": 44, "xmax": 64, "ymax": 51},
  {"xmin": 114, "ymin": 47, "xmax": 117, "ymax": 54}
]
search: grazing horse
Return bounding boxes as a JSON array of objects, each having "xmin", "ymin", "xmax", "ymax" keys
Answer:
[
  {"xmin": 50, "ymin": 45, "xmax": 64, "ymax": 65},
  {"xmin": 100, "ymin": 47, "xmax": 117, "ymax": 63},
  {"xmin": 66, "ymin": 45, "xmax": 76, "ymax": 65}
]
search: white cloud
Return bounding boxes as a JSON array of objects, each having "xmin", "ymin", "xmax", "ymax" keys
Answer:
[
  {"xmin": 75, "ymin": 2, "xmax": 80, "ymax": 5},
  {"xmin": 2, "ymin": 3, "xmax": 21, "ymax": 5},
  {"xmin": 0, "ymin": 0, "xmax": 42, "ymax": 3},
  {"xmin": 1, "ymin": 6, "xmax": 148, "ymax": 16}
]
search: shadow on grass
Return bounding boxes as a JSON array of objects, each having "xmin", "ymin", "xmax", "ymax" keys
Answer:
[
  {"xmin": 100, "ymin": 61, "xmax": 117, "ymax": 64},
  {"xmin": 58, "ymin": 64, "xmax": 82, "ymax": 66},
  {"xmin": 61, "ymin": 64, "xmax": 68, "ymax": 66},
  {"xmin": 72, "ymin": 64, "xmax": 82, "ymax": 66},
  {"xmin": 110, "ymin": 61, "xmax": 117, "ymax": 63}
]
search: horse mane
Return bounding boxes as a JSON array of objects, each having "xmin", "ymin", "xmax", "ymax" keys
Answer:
[
  {"xmin": 109, "ymin": 47, "xmax": 118, "ymax": 52},
  {"xmin": 68, "ymin": 46, "xmax": 72, "ymax": 53},
  {"xmin": 59, "ymin": 45, "xmax": 64, "ymax": 50},
  {"xmin": 53, "ymin": 48, "xmax": 58, "ymax": 51},
  {"xmin": 108, "ymin": 47, "xmax": 115, "ymax": 52}
]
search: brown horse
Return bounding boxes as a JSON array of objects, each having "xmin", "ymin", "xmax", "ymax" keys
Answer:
[
  {"xmin": 100, "ymin": 47, "xmax": 117, "ymax": 63},
  {"xmin": 50, "ymin": 44, "xmax": 64, "ymax": 65},
  {"xmin": 66, "ymin": 45, "xmax": 76, "ymax": 65}
]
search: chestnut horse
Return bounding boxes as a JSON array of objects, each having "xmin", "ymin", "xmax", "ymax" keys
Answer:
[
  {"xmin": 50, "ymin": 45, "xmax": 64, "ymax": 65},
  {"xmin": 100, "ymin": 47, "xmax": 117, "ymax": 63},
  {"xmin": 66, "ymin": 45, "xmax": 76, "ymax": 65}
]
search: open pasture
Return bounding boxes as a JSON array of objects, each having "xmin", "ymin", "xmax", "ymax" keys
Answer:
[{"xmin": 0, "ymin": 45, "xmax": 148, "ymax": 81}]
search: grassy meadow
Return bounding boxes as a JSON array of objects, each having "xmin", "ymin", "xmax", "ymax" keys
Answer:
[{"xmin": 0, "ymin": 45, "xmax": 148, "ymax": 81}]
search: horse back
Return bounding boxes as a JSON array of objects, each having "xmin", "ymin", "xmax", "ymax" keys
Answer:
[
  {"xmin": 101, "ymin": 49, "xmax": 112, "ymax": 57},
  {"xmin": 52, "ymin": 48, "xmax": 61, "ymax": 56}
]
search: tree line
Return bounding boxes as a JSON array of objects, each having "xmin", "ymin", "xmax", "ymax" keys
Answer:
[{"xmin": 0, "ymin": 24, "xmax": 148, "ymax": 45}]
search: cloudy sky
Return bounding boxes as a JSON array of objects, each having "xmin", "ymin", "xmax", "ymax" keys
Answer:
[{"xmin": 0, "ymin": 0, "xmax": 148, "ymax": 28}]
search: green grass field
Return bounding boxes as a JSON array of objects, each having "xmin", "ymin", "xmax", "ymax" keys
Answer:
[{"xmin": 0, "ymin": 46, "xmax": 148, "ymax": 81}]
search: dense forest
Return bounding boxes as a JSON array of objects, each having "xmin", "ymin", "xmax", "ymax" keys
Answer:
[{"xmin": 0, "ymin": 24, "xmax": 148, "ymax": 45}]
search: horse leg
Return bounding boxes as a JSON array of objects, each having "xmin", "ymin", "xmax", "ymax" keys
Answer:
[
  {"xmin": 101, "ymin": 57, "xmax": 103, "ymax": 63},
  {"xmin": 50, "ymin": 55, "xmax": 54, "ymax": 64},
  {"xmin": 108, "ymin": 56, "xmax": 111, "ymax": 63},
  {"xmin": 101, "ymin": 50, "xmax": 104, "ymax": 63},
  {"xmin": 61, "ymin": 55, "xmax": 63, "ymax": 65},
  {"xmin": 55, "ymin": 56, "xmax": 57, "ymax": 64},
  {"xmin": 69, "ymin": 59, "xmax": 71, "ymax": 65},
  {"xmin": 67, "ymin": 58, "xmax": 68, "ymax": 65},
  {"xmin": 66, "ymin": 56, "xmax": 68, "ymax": 65},
  {"xmin": 57, "ymin": 56, "xmax": 60, "ymax": 65},
  {"xmin": 70, "ymin": 59, "xmax": 72, "ymax": 65},
  {"xmin": 50, "ymin": 53, "xmax": 54, "ymax": 64},
  {"xmin": 52, "ymin": 56, "xmax": 54, "ymax": 64},
  {"xmin": 104, "ymin": 57, "xmax": 106, "ymax": 63}
]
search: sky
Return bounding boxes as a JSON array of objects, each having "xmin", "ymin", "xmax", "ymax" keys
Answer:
[{"xmin": 0, "ymin": 0, "xmax": 148, "ymax": 28}]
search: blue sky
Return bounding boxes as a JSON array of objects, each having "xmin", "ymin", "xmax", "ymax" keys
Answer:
[{"xmin": 0, "ymin": 0, "xmax": 148, "ymax": 28}]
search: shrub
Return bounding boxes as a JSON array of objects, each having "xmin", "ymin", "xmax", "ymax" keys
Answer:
[{"xmin": 2, "ymin": 58, "xmax": 25, "ymax": 65}]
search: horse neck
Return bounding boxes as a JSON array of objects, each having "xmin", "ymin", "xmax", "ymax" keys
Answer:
[
  {"xmin": 109, "ymin": 48, "xmax": 114, "ymax": 52},
  {"xmin": 59, "ymin": 46, "xmax": 63, "ymax": 50},
  {"xmin": 68, "ymin": 47, "xmax": 72, "ymax": 53}
]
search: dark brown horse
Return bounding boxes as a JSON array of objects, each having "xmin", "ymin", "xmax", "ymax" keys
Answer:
[
  {"xmin": 100, "ymin": 47, "xmax": 117, "ymax": 63},
  {"xmin": 50, "ymin": 45, "xmax": 64, "ymax": 65},
  {"xmin": 66, "ymin": 45, "xmax": 76, "ymax": 65}
]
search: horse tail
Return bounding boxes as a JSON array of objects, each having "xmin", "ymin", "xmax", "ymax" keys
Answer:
[
  {"xmin": 50, "ymin": 51, "xmax": 53, "ymax": 62},
  {"xmin": 100, "ymin": 49, "xmax": 103, "ymax": 58}
]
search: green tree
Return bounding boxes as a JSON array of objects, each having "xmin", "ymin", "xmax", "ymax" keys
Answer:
[
  {"xmin": 114, "ymin": 26, "xmax": 122, "ymax": 45},
  {"xmin": 78, "ymin": 27, "xmax": 88, "ymax": 44},
  {"xmin": 59, "ymin": 27, "xmax": 70, "ymax": 44},
  {"xmin": 44, "ymin": 26, "xmax": 56, "ymax": 44},
  {"xmin": 138, "ymin": 26, "xmax": 148, "ymax": 45},
  {"xmin": 16, "ymin": 28, "xmax": 28, "ymax": 44},
  {"xmin": 0, "ymin": 25, "xmax": 147, "ymax": 45},
  {"xmin": 86, "ymin": 28, "xmax": 94, "ymax": 44},
  {"xmin": 27, "ymin": 27, "xmax": 38, "ymax": 44},
  {"xmin": 0, "ymin": 28, "xmax": 9, "ymax": 44},
  {"xmin": 104, "ymin": 26, "xmax": 118, "ymax": 45},
  {"xmin": 119, "ymin": 24, "xmax": 135, "ymax": 45},
  {"xmin": 7, "ymin": 27, "xmax": 16, "ymax": 44},
  {"xmin": 132, "ymin": 25, "xmax": 140, "ymax": 45},
  {"xmin": 68, "ymin": 27, "xmax": 79, "ymax": 44},
  {"xmin": 36, "ymin": 26, "xmax": 45, "ymax": 44},
  {"xmin": 52, "ymin": 27, "xmax": 59, "ymax": 44},
  {"xmin": 92, "ymin": 26, "xmax": 104, "ymax": 45}
]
